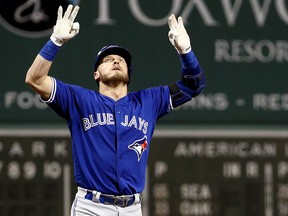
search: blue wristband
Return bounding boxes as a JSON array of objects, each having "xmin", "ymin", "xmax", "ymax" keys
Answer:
[
  {"xmin": 180, "ymin": 50, "xmax": 199, "ymax": 69},
  {"xmin": 180, "ymin": 51, "xmax": 201, "ymax": 75},
  {"xmin": 39, "ymin": 40, "xmax": 60, "ymax": 61}
]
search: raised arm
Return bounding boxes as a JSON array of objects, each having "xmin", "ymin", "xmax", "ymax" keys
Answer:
[
  {"xmin": 25, "ymin": 5, "xmax": 80, "ymax": 99},
  {"xmin": 167, "ymin": 14, "xmax": 205, "ymax": 108}
]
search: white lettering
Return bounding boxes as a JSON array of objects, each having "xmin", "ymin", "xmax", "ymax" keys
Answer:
[
  {"xmin": 94, "ymin": 0, "xmax": 115, "ymax": 25},
  {"xmin": 32, "ymin": 141, "xmax": 46, "ymax": 157},
  {"xmin": 93, "ymin": 0, "xmax": 288, "ymax": 27},
  {"xmin": 4, "ymin": 92, "xmax": 17, "ymax": 108},
  {"xmin": 276, "ymin": 0, "xmax": 288, "ymax": 24},
  {"xmin": 246, "ymin": 161, "xmax": 259, "ymax": 178},
  {"xmin": 153, "ymin": 183, "xmax": 170, "ymax": 199},
  {"xmin": 138, "ymin": 117, "xmax": 145, "ymax": 131},
  {"xmin": 178, "ymin": 93, "xmax": 229, "ymax": 111},
  {"xmin": 4, "ymin": 91, "xmax": 47, "ymax": 109},
  {"xmin": 181, "ymin": 0, "xmax": 218, "ymax": 26},
  {"xmin": 128, "ymin": 116, "xmax": 138, "ymax": 128},
  {"xmin": 253, "ymin": 94, "xmax": 288, "ymax": 110},
  {"xmin": 128, "ymin": 0, "xmax": 181, "ymax": 26},
  {"xmin": 250, "ymin": 0, "xmax": 273, "ymax": 26},
  {"xmin": 155, "ymin": 161, "xmax": 168, "ymax": 178},
  {"xmin": 82, "ymin": 118, "xmax": 91, "ymax": 131},
  {"xmin": 154, "ymin": 201, "xmax": 170, "ymax": 215},
  {"xmin": 180, "ymin": 201, "xmax": 212, "ymax": 215},
  {"xmin": 121, "ymin": 115, "xmax": 128, "ymax": 126},
  {"xmin": 8, "ymin": 161, "xmax": 21, "ymax": 179},
  {"xmin": 83, "ymin": 113, "xmax": 148, "ymax": 134},
  {"xmin": 107, "ymin": 113, "xmax": 114, "ymax": 125},
  {"xmin": 215, "ymin": 40, "xmax": 288, "ymax": 63},
  {"xmin": 221, "ymin": 0, "xmax": 243, "ymax": 26},
  {"xmin": 54, "ymin": 141, "xmax": 68, "ymax": 157},
  {"xmin": 6, "ymin": 161, "xmax": 37, "ymax": 179},
  {"xmin": 121, "ymin": 115, "xmax": 148, "ymax": 134},
  {"xmin": 278, "ymin": 162, "xmax": 288, "ymax": 178},
  {"xmin": 44, "ymin": 161, "xmax": 62, "ymax": 179},
  {"xmin": 174, "ymin": 141, "xmax": 276, "ymax": 157},
  {"xmin": 96, "ymin": 113, "xmax": 107, "ymax": 125},
  {"xmin": 9, "ymin": 142, "xmax": 24, "ymax": 157},
  {"xmin": 223, "ymin": 162, "xmax": 241, "ymax": 178},
  {"xmin": 143, "ymin": 121, "xmax": 148, "ymax": 134},
  {"xmin": 89, "ymin": 114, "xmax": 98, "ymax": 127},
  {"xmin": 180, "ymin": 184, "xmax": 211, "ymax": 199},
  {"xmin": 23, "ymin": 161, "xmax": 37, "ymax": 179}
]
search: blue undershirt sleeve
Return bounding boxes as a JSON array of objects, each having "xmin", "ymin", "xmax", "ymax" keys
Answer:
[{"xmin": 169, "ymin": 50, "xmax": 205, "ymax": 108}]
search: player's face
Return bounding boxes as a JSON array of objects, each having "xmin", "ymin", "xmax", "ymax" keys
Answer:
[{"xmin": 95, "ymin": 54, "xmax": 129, "ymax": 86}]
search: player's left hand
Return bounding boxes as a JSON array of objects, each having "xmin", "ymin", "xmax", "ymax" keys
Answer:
[{"xmin": 168, "ymin": 14, "xmax": 191, "ymax": 54}]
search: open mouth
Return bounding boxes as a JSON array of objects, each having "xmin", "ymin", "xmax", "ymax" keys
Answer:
[{"xmin": 112, "ymin": 66, "xmax": 121, "ymax": 71}]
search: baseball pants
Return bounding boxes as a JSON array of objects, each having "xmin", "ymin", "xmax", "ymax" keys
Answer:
[{"xmin": 70, "ymin": 191, "xmax": 142, "ymax": 216}]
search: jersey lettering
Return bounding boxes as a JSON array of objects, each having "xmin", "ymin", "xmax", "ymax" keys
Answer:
[
  {"xmin": 121, "ymin": 115, "xmax": 148, "ymax": 134},
  {"xmin": 82, "ymin": 113, "xmax": 148, "ymax": 134},
  {"xmin": 82, "ymin": 118, "xmax": 91, "ymax": 131},
  {"xmin": 138, "ymin": 117, "xmax": 148, "ymax": 134},
  {"xmin": 82, "ymin": 113, "xmax": 115, "ymax": 131}
]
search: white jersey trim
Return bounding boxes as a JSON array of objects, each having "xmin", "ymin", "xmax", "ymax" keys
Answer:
[
  {"xmin": 169, "ymin": 95, "xmax": 174, "ymax": 111},
  {"xmin": 39, "ymin": 77, "xmax": 57, "ymax": 104}
]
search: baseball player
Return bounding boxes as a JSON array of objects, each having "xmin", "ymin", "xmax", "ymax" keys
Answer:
[{"xmin": 25, "ymin": 4, "xmax": 205, "ymax": 216}]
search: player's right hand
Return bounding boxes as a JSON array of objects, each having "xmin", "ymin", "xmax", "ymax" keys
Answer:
[
  {"xmin": 50, "ymin": 5, "xmax": 80, "ymax": 46},
  {"xmin": 168, "ymin": 14, "xmax": 191, "ymax": 54}
]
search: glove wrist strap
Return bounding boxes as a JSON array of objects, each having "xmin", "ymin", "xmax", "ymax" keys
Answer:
[
  {"xmin": 178, "ymin": 46, "xmax": 191, "ymax": 54},
  {"xmin": 50, "ymin": 35, "xmax": 64, "ymax": 46}
]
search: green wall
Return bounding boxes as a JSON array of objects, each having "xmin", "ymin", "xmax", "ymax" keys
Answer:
[{"xmin": 0, "ymin": 0, "xmax": 287, "ymax": 126}]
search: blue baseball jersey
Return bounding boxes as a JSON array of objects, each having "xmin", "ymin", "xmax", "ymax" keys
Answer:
[{"xmin": 44, "ymin": 78, "xmax": 173, "ymax": 195}]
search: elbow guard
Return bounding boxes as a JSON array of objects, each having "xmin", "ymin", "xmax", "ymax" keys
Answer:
[
  {"xmin": 182, "ymin": 69, "xmax": 205, "ymax": 96},
  {"xmin": 169, "ymin": 70, "xmax": 205, "ymax": 108}
]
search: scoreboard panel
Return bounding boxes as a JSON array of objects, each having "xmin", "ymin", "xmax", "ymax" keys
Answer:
[
  {"xmin": 148, "ymin": 129, "xmax": 288, "ymax": 216},
  {"xmin": 0, "ymin": 129, "xmax": 288, "ymax": 216},
  {"xmin": 0, "ymin": 131, "xmax": 75, "ymax": 216}
]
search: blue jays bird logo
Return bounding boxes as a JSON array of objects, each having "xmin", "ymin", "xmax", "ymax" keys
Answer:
[{"xmin": 128, "ymin": 136, "xmax": 148, "ymax": 162}]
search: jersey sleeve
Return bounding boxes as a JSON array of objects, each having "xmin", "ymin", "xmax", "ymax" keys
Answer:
[
  {"xmin": 40, "ymin": 77, "xmax": 81, "ymax": 120},
  {"xmin": 139, "ymin": 85, "xmax": 173, "ymax": 120}
]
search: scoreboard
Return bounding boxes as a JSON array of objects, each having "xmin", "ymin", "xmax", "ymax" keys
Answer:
[
  {"xmin": 148, "ymin": 129, "xmax": 288, "ymax": 216},
  {"xmin": 0, "ymin": 129, "xmax": 288, "ymax": 216},
  {"xmin": 0, "ymin": 130, "xmax": 75, "ymax": 216}
]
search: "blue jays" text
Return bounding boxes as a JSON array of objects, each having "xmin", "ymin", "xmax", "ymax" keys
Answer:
[{"xmin": 82, "ymin": 113, "xmax": 148, "ymax": 134}]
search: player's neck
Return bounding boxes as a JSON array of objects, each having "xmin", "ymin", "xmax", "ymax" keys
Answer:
[{"xmin": 99, "ymin": 84, "xmax": 128, "ymax": 101}]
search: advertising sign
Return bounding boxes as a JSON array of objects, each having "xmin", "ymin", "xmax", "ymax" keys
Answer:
[{"xmin": 0, "ymin": 0, "xmax": 287, "ymax": 125}]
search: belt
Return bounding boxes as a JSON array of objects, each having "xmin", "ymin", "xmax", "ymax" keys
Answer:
[{"xmin": 77, "ymin": 187, "xmax": 141, "ymax": 208}]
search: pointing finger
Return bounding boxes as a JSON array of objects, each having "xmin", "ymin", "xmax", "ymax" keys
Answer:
[
  {"xmin": 69, "ymin": 5, "xmax": 80, "ymax": 22},
  {"xmin": 178, "ymin": 17, "xmax": 184, "ymax": 27},
  {"xmin": 63, "ymin": 4, "xmax": 73, "ymax": 19},
  {"xmin": 168, "ymin": 14, "xmax": 177, "ymax": 30},
  {"xmin": 57, "ymin": 6, "xmax": 63, "ymax": 20}
]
